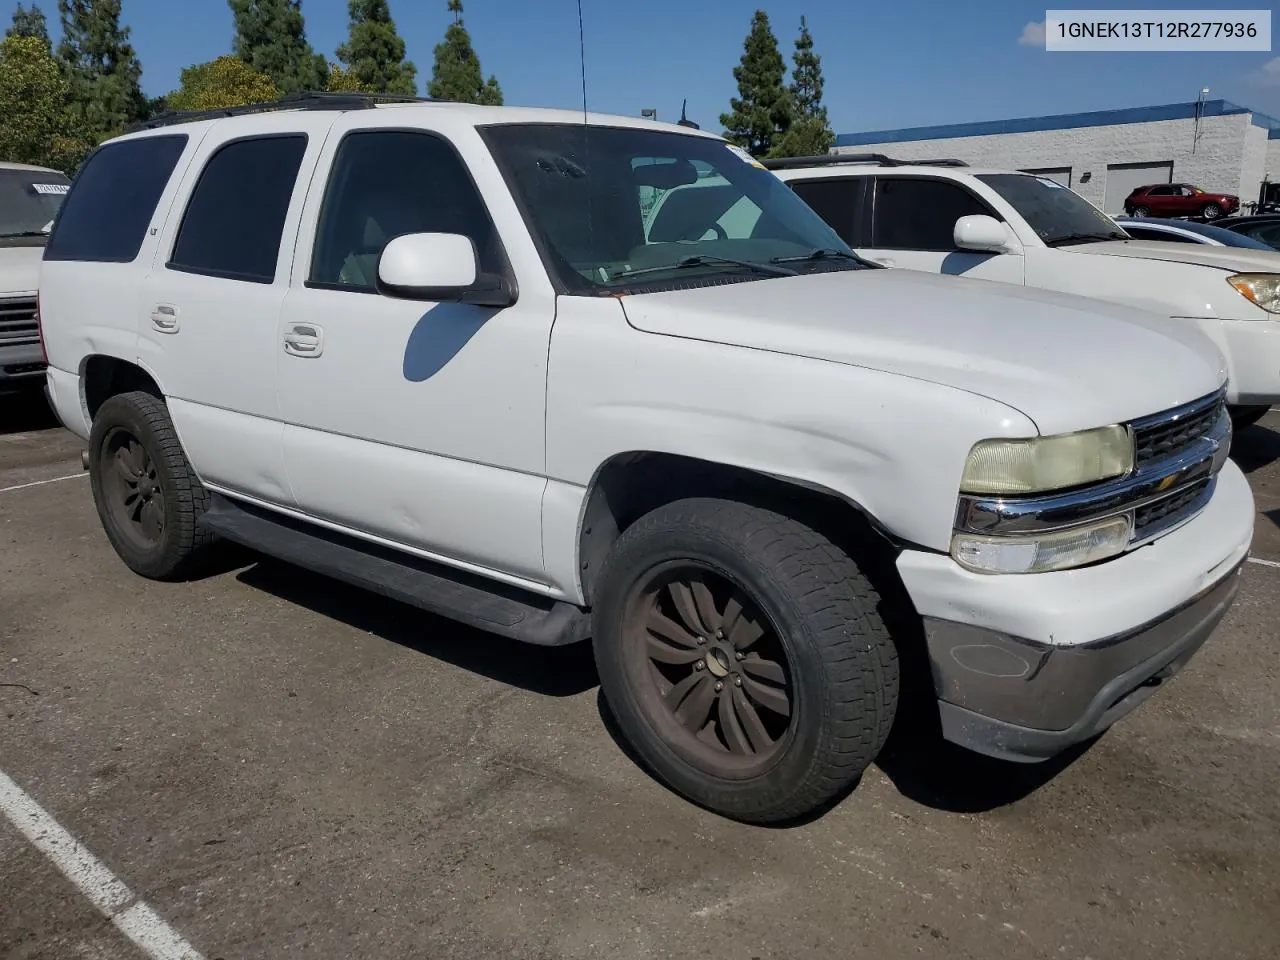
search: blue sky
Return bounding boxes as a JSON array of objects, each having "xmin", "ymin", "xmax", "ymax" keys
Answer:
[{"xmin": 7, "ymin": 0, "xmax": 1280, "ymax": 133}]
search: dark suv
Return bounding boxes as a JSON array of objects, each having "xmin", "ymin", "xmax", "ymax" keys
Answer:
[{"xmin": 1124, "ymin": 183, "xmax": 1239, "ymax": 220}]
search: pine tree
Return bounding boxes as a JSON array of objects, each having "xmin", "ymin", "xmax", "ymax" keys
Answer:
[
  {"xmin": 228, "ymin": 0, "xmax": 326, "ymax": 95},
  {"xmin": 427, "ymin": 1, "xmax": 503, "ymax": 105},
  {"xmin": 7, "ymin": 3, "xmax": 49, "ymax": 46},
  {"xmin": 336, "ymin": 0, "xmax": 417, "ymax": 96},
  {"xmin": 719, "ymin": 10, "xmax": 791, "ymax": 158},
  {"xmin": 775, "ymin": 16, "xmax": 834, "ymax": 158},
  {"xmin": 56, "ymin": 0, "xmax": 148, "ymax": 147}
]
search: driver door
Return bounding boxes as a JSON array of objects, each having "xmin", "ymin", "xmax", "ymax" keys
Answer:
[{"xmin": 856, "ymin": 176, "xmax": 1024, "ymax": 284}]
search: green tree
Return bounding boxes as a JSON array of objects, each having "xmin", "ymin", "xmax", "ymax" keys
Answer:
[
  {"xmin": 719, "ymin": 9, "xmax": 791, "ymax": 158},
  {"xmin": 166, "ymin": 55, "xmax": 278, "ymax": 112},
  {"xmin": 228, "ymin": 0, "xmax": 326, "ymax": 95},
  {"xmin": 325, "ymin": 61, "xmax": 368, "ymax": 93},
  {"xmin": 774, "ymin": 16, "xmax": 834, "ymax": 158},
  {"xmin": 7, "ymin": 3, "xmax": 49, "ymax": 45},
  {"xmin": 336, "ymin": 0, "xmax": 416, "ymax": 96},
  {"xmin": 57, "ymin": 0, "xmax": 148, "ymax": 148},
  {"xmin": 0, "ymin": 34, "xmax": 86, "ymax": 171},
  {"xmin": 427, "ymin": 0, "xmax": 503, "ymax": 105}
]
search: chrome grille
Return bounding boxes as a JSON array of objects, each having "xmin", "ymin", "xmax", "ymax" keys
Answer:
[
  {"xmin": 1134, "ymin": 478, "xmax": 1213, "ymax": 541},
  {"xmin": 1132, "ymin": 391, "xmax": 1226, "ymax": 468},
  {"xmin": 0, "ymin": 297, "xmax": 38, "ymax": 348}
]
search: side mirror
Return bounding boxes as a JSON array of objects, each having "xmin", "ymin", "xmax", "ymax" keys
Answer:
[
  {"xmin": 376, "ymin": 232, "xmax": 515, "ymax": 307},
  {"xmin": 954, "ymin": 215, "xmax": 1018, "ymax": 254}
]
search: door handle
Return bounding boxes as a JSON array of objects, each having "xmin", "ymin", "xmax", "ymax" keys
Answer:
[
  {"xmin": 150, "ymin": 304, "xmax": 180, "ymax": 333},
  {"xmin": 283, "ymin": 323, "xmax": 323, "ymax": 357}
]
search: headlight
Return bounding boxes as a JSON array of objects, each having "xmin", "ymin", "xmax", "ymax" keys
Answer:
[
  {"xmin": 960, "ymin": 425, "xmax": 1134, "ymax": 495},
  {"xmin": 1227, "ymin": 273, "xmax": 1280, "ymax": 314},
  {"xmin": 952, "ymin": 514, "xmax": 1134, "ymax": 574}
]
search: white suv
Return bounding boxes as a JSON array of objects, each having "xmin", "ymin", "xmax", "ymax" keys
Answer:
[
  {"xmin": 39, "ymin": 95, "xmax": 1254, "ymax": 822},
  {"xmin": 768, "ymin": 155, "xmax": 1280, "ymax": 429}
]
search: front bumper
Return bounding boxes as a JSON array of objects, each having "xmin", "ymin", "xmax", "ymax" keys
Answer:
[
  {"xmin": 899, "ymin": 459, "xmax": 1254, "ymax": 762},
  {"xmin": 1191, "ymin": 317, "xmax": 1280, "ymax": 405},
  {"xmin": 0, "ymin": 343, "xmax": 45, "ymax": 390}
]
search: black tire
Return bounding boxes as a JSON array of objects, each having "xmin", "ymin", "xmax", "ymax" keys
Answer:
[
  {"xmin": 592, "ymin": 497, "xmax": 899, "ymax": 823},
  {"xmin": 88, "ymin": 391, "xmax": 213, "ymax": 580},
  {"xmin": 1230, "ymin": 404, "xmax": 1270, "ymax": 431},
  {"xmin": 1202, "ymin": 203, "xmax": 1222, "ymax": 220},
  {"xmin": 1132, "ymin": 205, "xmax": 1150, "ymax": 217}
]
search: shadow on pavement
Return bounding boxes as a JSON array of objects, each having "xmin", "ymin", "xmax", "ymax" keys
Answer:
[
  {"xmin": 235, "ymin": 558, "xmax": 599, "ymax": 698},
  {"xmin": 1231, "ymin": 421, "xmax": 1280, "ymax": 474},
  {"xmin": 0, "ymin": 389, "xmax": 59, "ymax": 436}
]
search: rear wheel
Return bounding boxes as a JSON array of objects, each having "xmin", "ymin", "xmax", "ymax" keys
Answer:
[
  {"xmin": 88, "ymin": 391, "xmax": 213, "ymax": 580},
  {"xmin": 1202, "ymin": 203, "xmax": 1222, "ymax": 220},
  {"xmin": 1132, "ymin": 205, "xmax": 1150, "ymax": 217},
  {"xmin": 593, "ymin": 498, "xmax": 899, "ymax": 823}
]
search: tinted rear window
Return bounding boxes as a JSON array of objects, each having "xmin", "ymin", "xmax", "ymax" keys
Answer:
[
  {"xmin": 168, "ymin": 135, "xmax": 307, "ymax": 283},
  {"xmin": 44, "ymin": 135, "xmax": 188, "ymax": 263},
  {"xmin": 0, "ymin": 170, "xmax": 71, "ymax": 240}
]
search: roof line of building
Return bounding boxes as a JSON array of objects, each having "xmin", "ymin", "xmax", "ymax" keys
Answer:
[{"xmin": 835, "ymin": 99, "xmax": 1280, "ymax": 147}]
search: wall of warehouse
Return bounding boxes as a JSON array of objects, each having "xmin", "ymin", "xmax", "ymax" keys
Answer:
[{"xmin": 836, "ymin": 111, "xmax": 1261, "ymax": 214}]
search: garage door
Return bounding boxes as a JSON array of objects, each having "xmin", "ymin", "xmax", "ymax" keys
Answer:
[
  {"xmin": 1021, "ymin": 166, "xmax": 1072, "ymax": 187},
  {"xmin": 1103, "ymin": 161, "xmax": 1173, "ymax": 214}
]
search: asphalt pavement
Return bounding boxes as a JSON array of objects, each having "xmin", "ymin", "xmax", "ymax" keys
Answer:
[{"xmin": 1, "ymin": 389, "xmax": 1277, "ymax": 960}]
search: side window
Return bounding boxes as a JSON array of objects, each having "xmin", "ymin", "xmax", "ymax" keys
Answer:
[
  {"xmin": 871, "ymin": 178, "xmax": 993, "ymax": 251},
  {"xmin": 44, "ymin": 134, "xmax": 188, "ymax": 263},
  {"xmin": 1147, "ymin": 185, "xmax": 1174, "ymax": 197},
  {"xmin": 310, "ymin": 130, "xmax": 503, "ymax": 291},
  {"xmin": 1130, "ymin": 228, "xmax": 1196, "ymax": 244},
  {"xmin": 1249, "ymin": 224, "xmax": 1280, "ymax": 247},
  {"xmin": 788, "ymin": 178, "xmax": 864, "ymax": 245},
  {"xmin": 168, "ymin": 135, "xmax": 308, "ymax": 283}
]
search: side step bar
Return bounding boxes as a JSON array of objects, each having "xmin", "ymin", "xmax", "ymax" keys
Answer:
[{"xmin": 199, "ymin": 494, "xmax": 591, "ymax": 647}]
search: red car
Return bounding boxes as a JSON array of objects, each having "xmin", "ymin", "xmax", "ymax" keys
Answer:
[{"xmin": 1124, "ymin": 183, "xmax": 1239, "ymax": 219}]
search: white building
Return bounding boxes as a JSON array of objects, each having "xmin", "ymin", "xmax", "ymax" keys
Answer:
[{"xmin": 835, "ymin": 100, "xmax": 1280, "ymax": 214}]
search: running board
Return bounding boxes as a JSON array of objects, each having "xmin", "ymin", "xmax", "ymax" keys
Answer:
[{"xmin": 199, "ymin": 494, "xmax": 590, "ymax": 647}]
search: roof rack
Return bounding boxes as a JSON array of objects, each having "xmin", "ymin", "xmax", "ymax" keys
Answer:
[
  {"xmin": 128, "ymin": 90, "xmax": 434, "ymax": 132},
  {"xmin": 761, "ymin": 153, "xmax": 969, "ymax": 170}
]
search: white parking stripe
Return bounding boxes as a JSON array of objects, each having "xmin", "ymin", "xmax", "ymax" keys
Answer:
[
  {"xmin": 0, "ymin": 472, "xmax": 87, "ymax": 494},
  {"xmin": 0, "ymin": 769, "xmax": 205, "ymax": 960},
  {"xmin": 1247, "ymin": 557, "xmax": 1280, "ymax": 569}
]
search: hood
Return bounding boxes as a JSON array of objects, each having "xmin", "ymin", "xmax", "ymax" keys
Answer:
[
  {"xmin": 0, "ymin": 245, "xmax": 43, "ymax": 296},
  {"xmin": 619, "ymin": 268, "xmax": 1226, "ymax": 437},
  {"xmin": 1066, "ymin": 238, "xmax": 1280, "ymax": 272}
]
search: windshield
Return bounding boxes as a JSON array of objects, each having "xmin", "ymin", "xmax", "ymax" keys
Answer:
[
  {"xmin": 976, "ymin": 173, "xmax": 1127, "ymax": 246},
  {"xmin": 479, "ymin": 123, "xmax": 859, "ymax": 293},
  {"xmin": 0, "ymin": 169, "xmax": 70, "ymax": 240}
]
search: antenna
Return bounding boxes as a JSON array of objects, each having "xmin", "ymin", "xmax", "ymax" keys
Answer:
[
  {"xmin": 677, "ymin": 99, "xmax": 699, "ymax": 129},
  {"xmin": 576, "ymin": 0, "xmax": 588, "ymax": 122}
]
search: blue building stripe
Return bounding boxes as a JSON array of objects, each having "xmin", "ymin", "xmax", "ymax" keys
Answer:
[{"xmin": 836, "ymin": 100, "xmax": 1280, "ymax": 146}]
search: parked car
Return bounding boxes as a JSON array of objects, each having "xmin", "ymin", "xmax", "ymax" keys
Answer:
[
  {"xmin": 1124, "ymin": 183, "xmax": 1239, "ymax": 219},
  {"xmin": 40, "ymin": 98, "xmax": 1252, "ymax": 823},
  {"xmin": 768, "ymin": 155, "xmax": 1280, "ymax": 430},
  {"xmin": 1208, "ymin": 214, "xmax": 1280, "ymax": 251},
  {"xmin": 1114, "ymin": 215, "xmax": 1279, "ymax": 251},
  {"xmin": 1, "ymin": 161, "xmax": 70, "ymax": 394}
]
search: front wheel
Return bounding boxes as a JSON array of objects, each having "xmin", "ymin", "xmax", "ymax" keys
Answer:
[
  {"xmin": 88, "ymin": 391, "xmax": 214, "ymax": 580},
  {"xmin": 592, "ymin": 498, "xmax": 899, "ymax": 823},
  {"xmin": 1202, "ymin": 203, "xmax": 1222, "ymax": 220}
]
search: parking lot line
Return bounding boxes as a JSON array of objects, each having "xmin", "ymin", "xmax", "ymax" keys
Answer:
[
  {"xmin": 0, "ymin": 768, "xmax": 205, "ymax": 960},
  {"xmin": 0, "ymin": 473, "xmax": 86, "ymax": 495},
  {"xmin": 1247, "ymin": 557, "xmax": 1280, "ymax": 569}
]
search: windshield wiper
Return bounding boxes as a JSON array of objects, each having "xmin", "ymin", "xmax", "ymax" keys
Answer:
[
  {"xmin": 611, "ymin": 254, "xmax": 798, "ymax": 281},
  {"xmin": 0, "ymin": 230, "xmax": 49, "ymax": 239},
  {"xmin": 771, "ymin": 247, "xmax": 880, "ymax": 268},
  {"xmin": 1044, "ymin": 232, "xmax": 1127, "ymax": 247}
]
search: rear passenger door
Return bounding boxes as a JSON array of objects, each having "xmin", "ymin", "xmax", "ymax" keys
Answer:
[
  {"xmin": 786, "ymin": 176, "xmax": 869, "ymax": 246},
  {"xmin": 859, "ymin": 175, "xmax": 1025, "ymax": 284},
  {"xmin": 140, "ymin": 115, "xmax": 336, "ymax": 505}
]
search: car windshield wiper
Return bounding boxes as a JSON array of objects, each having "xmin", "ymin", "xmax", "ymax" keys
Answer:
[
  {"xmin": 0, "ymin": 230, "xmax": 49, "ymax": 239},
  {"xmin": 610, "ymin": 254, "xmax": 798, "ymax": 282},
  {"xmin": 1044, "ymin": 232, "xmax": 1127, "ymax": 247},
  {"xmin": 770, "ymin": 247, "xmax": 880, "ymax": 268}
]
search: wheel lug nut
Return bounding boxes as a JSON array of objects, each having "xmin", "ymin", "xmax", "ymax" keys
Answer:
[
  {"xmin": 694, "ymin": 661, "xmax": 705, "ymax": 671},
  {"xmin": 715, "ymin": 629, "xmax": 724, "ymax": 639},
  {"xmin": 714, "ymin": 681, "xmax": 723, "ymax": 692},
  {"xmin": 697, "ymin": 636, "xmax": 707, "ymax": 645},
  {"xmin": 735, "ymin": 651, "xmax": 745, "ymax": 661},
  {"xmin": 734, "ymin": 677, "xmax": 742, "ymax": 687}
]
